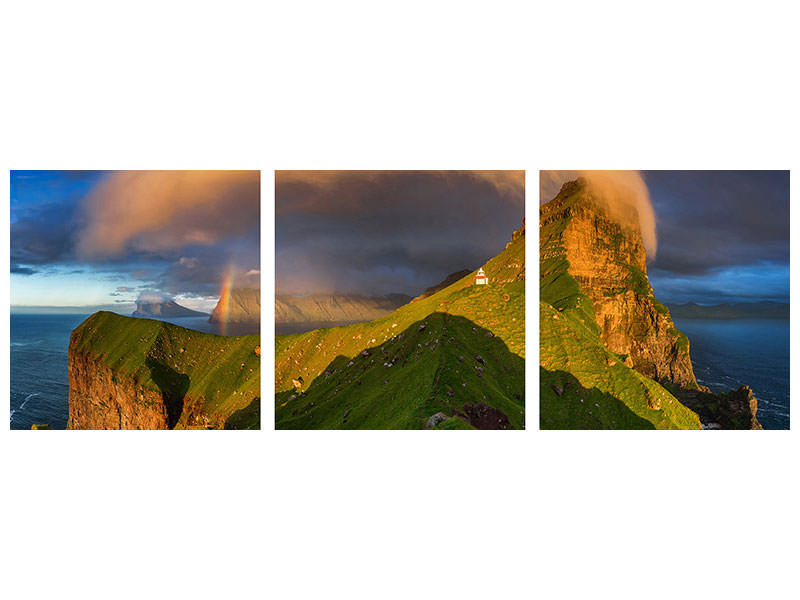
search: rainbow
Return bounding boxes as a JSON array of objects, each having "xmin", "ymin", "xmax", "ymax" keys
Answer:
[{"xmin": 217, "ymin": 264, "xmax": 235, "ymax": 335}]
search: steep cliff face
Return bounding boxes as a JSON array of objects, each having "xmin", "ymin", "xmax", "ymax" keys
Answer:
[
  {"xmin": 540, "ymin": 180, "xmax": 696, "ymax": 388},
  {"xmin": 210, "ymin": 288, "xmax": 260, "ymax": 324},
  {"xmin": 68, "ymin": 311, "xmax": 260, "ymax": 430},
  {"xmin": 69, "ymin": 349, "xmax": 171, "ymax": 429},
  {"xmin": 540, "ymin": 179, "xmax": 761, "ymax": 430}
]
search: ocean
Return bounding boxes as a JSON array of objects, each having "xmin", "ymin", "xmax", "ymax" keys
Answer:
[
  {"xmin": 673, "ymin": 318, "xmax": 790, "ymax": 430},
  {"xmin": 9, "ymin": 313, "xmax": 260, "ymax": 430}
]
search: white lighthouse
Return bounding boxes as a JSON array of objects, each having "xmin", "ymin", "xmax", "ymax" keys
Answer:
[{"xmin": 475, "ymin": 268, "xmax": 488, "ymax": 285}]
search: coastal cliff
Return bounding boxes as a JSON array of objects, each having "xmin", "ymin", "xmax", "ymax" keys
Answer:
[
  {"xmin": 210, "ymin": 288, "xmax": 260, "ymax": 324},
  {"xmin": 540, "ymin": 180, "xmax": 696, "ymax": 388},
  {"xmin": 540, "ymin": 179, "xmax": 761, "ymax": 430},
  {"xmin": 67, "ymin": 311, "xmax": 260, "ymax": 430}
]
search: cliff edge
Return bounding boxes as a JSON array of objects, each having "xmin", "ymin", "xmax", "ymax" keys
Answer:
[
  {"xmin": 540, "ymin": 179, "xmax": 761, "ymax": 429},
  {"xmin": 68, "ymin": 311, "xmax": 260, "ymax": 429}
]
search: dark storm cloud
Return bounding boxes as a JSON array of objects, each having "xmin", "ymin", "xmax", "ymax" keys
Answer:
[
  {"xmin": 641, "ymin": 171, "xmax": 789, "ymax": 304},
  {"xmin": 11, "ymin": 265, "xmax": 37, "ymax": 275},
  {"xmin": 276, "ymin": 171, "xmax": 525, "ymax": 296},
  {"xmin": 10, "ymin": 201, "xmax": 79, "ymax": 265},
  {"xmin": 155, "ymin": 235, "xmax": 261, "ymax": 297},
  {"xmin": 645, "ymin": 171, "xmax": 789, "ymax": 275}
]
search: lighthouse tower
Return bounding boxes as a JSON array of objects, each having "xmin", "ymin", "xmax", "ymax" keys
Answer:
[{"xmin": 475, "ymin": 268, "xmax": 488, "ymax": 285}]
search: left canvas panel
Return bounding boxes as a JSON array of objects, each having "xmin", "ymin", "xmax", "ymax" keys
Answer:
[{"xmin": 10, "ymin": 170, "xmax": 261, "ymax": 430}]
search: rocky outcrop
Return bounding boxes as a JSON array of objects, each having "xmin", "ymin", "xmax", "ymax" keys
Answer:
[
  {"xmin": 425, "ymin": 412, "xmax": 449, "ymax": 428},
  {"xmin": 486, "ymin": 218, "xmax": 525, "ymax": 284},
  {"xmin": 506, "ymin": 218, "xmax": 525, "ymax": 248},
  {"xmin": 210, "ymin": 288, "xmax": 260, "ymax": 323},
  {"xmin": 677, "ymin": 385, "xmax": 762, "ymax": 430},
  {"xmin": 540, "ymin": 180, "xmax": 697, "ymax": 388}
]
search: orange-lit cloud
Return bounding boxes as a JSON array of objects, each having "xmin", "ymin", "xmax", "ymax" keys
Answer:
[
  {"xmin": 540, "ymin": 170, "xmax": 657, "ymax": 259},
  {"xmin": 76, "ymin": 170, "xmax": 260, "ymax": 258}
]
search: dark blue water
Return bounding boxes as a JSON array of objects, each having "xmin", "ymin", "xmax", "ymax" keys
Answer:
[
  {"xmin": 10, "ymin": 313, "xmax": 260, "ymax": 430},
  {"xmin": 673, "ymin": 318, "xmax": 790, "ymax": 430},
  {"xmin": 10, "ymin": 314, "xmax": 88, "ymax": 430}
]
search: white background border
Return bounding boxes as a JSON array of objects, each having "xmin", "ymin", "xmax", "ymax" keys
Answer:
[{"xmin": 2, "ymin": 2, "xmax": 797, "ymax": 599}]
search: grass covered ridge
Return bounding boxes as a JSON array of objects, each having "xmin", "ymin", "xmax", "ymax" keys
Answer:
[
  {"xmin": 275, "ymin": 230, "xmax": 525, "ymax": 429},
  {"xmin": 71, "ymin": 311, "xmax": 260, "ymax": 429}
]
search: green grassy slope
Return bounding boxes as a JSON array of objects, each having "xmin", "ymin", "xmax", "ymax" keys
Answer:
[
  {"xmin": 71, "ymin": 311, "xmax": 261, "ymax": 429},
  {"xmin": 277, "ymin": 313, "xmax": 523, "ymax": 429},
  {"xmin": 540, "ymin": 301, "xmax": 700, "ymax": 429},
  {"xmin": 275, "ymin": 229, "xmax": 525, "ymax": 429}
]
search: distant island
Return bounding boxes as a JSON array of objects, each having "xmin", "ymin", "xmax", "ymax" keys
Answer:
[
  {"xmin": 132, "ymin": 297, "xmax": 209, "ymax": 318},
  {"xmin": 668, "ymin": 301, "xmax": 789, "ymax": 320}
]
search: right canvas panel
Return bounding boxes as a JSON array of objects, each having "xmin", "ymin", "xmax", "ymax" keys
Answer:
[{"xmin": 539, "ymin": 170, "xmax": 790, "ymax": 430}]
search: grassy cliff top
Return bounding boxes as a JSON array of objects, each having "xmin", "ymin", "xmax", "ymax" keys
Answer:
[{"xmin": 71, "ymin": 311, "xmax": 260, "ymax": 425}]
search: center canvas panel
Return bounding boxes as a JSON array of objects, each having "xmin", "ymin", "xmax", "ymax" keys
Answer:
[{"xmin": 275, "ymin": 170, "xmax": 526, "ymax": 430}]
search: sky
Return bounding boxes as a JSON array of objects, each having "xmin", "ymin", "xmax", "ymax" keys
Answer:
[
  {"xmin": 10, "ymin": 171, "xmax": 260, "ymax": 313},
  {"xmin": 276, "ymin": 171, "xmax": 525, "ymax": 297},
  {"xmin": 540, "ymin": 170, "xmax": 790, "ymax": 305}
]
